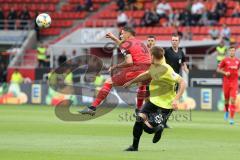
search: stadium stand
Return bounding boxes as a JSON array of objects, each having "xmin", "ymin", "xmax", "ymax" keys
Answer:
[{"xmin": 1, "ymin": 0, "xmax": 240, "ymax": 69}]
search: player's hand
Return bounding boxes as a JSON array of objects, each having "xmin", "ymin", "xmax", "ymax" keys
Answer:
[
  {"xmin": 108, "ymin": 65, "xmax": 117, "ymax": 72},
  {"xmin": 172, "ymin": 99, "xmax": 178, "ymax": 110},
  {"xmin": 123, "ymin": 81, "xmax": 132, "ymax": 88},
  {"xmin": 105, "ymin": 32, "xmax": 115, "ymax": 39},
  {"xmin": 225, "ymin": 72, "xmax": 230, "ymax": 77}
]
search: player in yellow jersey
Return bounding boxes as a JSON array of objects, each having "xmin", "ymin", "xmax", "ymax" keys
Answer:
[{"xmin": 123, "ymin": 46, "xmax": 186, "ymax": 151}]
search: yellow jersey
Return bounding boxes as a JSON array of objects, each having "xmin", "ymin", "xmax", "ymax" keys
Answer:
[{"xmin": 149, "ymin": 62, "xmax": 181, "ymax": 109}]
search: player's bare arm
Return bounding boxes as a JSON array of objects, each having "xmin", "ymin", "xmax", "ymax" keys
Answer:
[
  {"xmin": 109, "ymin": 54, "xmax": 133, "ymax": 72},
  {"xmin": 105, "ymin": 32, "xmax": 123, "ymax": 45},
  {"xmin": 123, "ymin": 71, "xmax": 151, "ymax": 88},
  {"xmin": 172, "ymin": 77, "xmax": 186, "ymax": 110},
  {"xmin": 181, "ymin": 62, "xmax": 189, "ymax": 73},
  {"xmin": 217, "ymin": 67, "xmax": 230, "ymax": 76}
]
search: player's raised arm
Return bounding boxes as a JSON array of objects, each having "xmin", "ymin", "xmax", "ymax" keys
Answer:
[
  {"xmin": 123, "ymin": 71, "xmax": 151, "ymax": 88},
  {"xmin": 105, "ymin": 32, "xmax": 123, "ymax": 45}
]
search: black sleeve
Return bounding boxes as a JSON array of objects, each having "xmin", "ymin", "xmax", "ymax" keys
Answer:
[{"xmin": 164, "ymin": 48, "xmax": 169, "ymax": 60}]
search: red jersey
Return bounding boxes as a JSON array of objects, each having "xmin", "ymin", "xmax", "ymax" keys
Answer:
[
  {"xmin": 218, "ymin": 57, "xmax": 240, "ymax": 84},
  {"xmin": 120, "ymin": 37, "xmax": 151, "ymax": 65}
]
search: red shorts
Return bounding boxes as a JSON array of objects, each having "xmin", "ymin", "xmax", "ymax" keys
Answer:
[
  {"xmin": 111, "ymin": 64, "xmax": 150, "ymax": 86},
  {"xmin": 223, "ymin": 82, "xmax": 238, "ymax": 99}
]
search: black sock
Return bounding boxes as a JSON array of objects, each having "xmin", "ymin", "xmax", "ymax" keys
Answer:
[
  {"xmin": 89, "ymin": 106, "xmax": 96, "ymax": 111},
  {"xmin": 132, "ymin": 121, "xmax": 143, "ymax": 149}
]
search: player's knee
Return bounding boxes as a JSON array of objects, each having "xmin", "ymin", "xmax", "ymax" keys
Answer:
[{"xmin": 230, "ymin": 98, "xmax": 236, "ymax": 105}]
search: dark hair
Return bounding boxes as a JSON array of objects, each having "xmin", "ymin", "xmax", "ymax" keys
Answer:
[
  {"xmin": 122, "ymin": 26, "xmax": 136, "ymax": 36},
  {"xmin": 229, "ymin": 46, "xmax": 235, "ymax": 49},
  {"xmin": 148, "ymin": 35, "xmax": 156, "ymax": 39},
  {"xmin": 172, "ymin": 33, "xmax": 180, "ymax": 39},
  {"xmin": 151, "ymin": 46, "xmax": 164, "ymax": 60}
]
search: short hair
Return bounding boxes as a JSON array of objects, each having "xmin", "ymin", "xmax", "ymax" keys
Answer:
[
  {"xmin": 122, "ymin": 26, "xmax": 136, "ymax": 36},
  {"xmin": 229, "ymin": 46, "xmax": 235, "ymax": 49},
  {"xmin": 172, "ymin": 33, "xmax": 180, "ymax": 39},
  {"xmin": 151, "ymin": 46, "xmax": 164, "ymax": 60},
  {"xmin": 148, "ymin": 35, "xmax": 156, "ymax": 39}
]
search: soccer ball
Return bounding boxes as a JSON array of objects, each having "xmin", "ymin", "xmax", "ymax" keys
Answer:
[{"xmin": 36, "ymin": 13, "xmax": 51, "ymax": 28}]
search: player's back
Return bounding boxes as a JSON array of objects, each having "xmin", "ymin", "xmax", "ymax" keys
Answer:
[
  {"xmin": 149, "ymin": 62, "xmax": 181, "ymax": 109},
  {"xmin": 120, "ymin": 37, "xmax": 151, "ymax": 65}
]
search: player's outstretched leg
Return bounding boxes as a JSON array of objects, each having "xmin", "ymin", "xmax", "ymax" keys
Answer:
[
  {"xmin": 152, "ymin": 126, "xmax": 164, "ymax": 143},
  {"xmin": 79, "ymin": 79, "xmax": 113, "ymax": 115},
  {"xmin": 125, "ymin": 116, "xmax": 144, "ymax": 151}
]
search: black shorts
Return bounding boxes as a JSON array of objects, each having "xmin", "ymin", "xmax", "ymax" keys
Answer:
[{"xmin": 140, "ymin": 101, "xmax": 173, "ymax": 128}]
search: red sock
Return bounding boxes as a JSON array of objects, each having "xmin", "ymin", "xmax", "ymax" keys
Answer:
[
  {"xmin": 137, "ymin": 85, "xmax": 146, "ymax": 110},
  {"xmin": 225, "ymin": 104, "xmax": 229, "ymax": 112},
  {"xmin": 92, "ymin": 83, "xmax": 112, "ymax": 107},
  {"xmin": 229, "ymin": 104, "xmax": 236, "ymax": 119}
]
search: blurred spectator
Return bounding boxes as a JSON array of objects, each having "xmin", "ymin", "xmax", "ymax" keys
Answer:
[
  {"xmin": 58, "ymin": 51, "xmax": 67, "ymax": 67},
  {"xmin": 7, "ymin": 8, "xmax": 17, "ymax": 30},
  {"xmin": 94, "ymin": 73, "xmax": 105, "ymax": 87},
  {"xmin": 37, "ymin": 43, "xmax": 48, "ymax": 68},
  {"xmin": 216, "ymin": 40, "xmax": 227, "ymax": 63},
  {"xmin": 183, "ymin": 27, "xmax": 193, "ymax": 40},
  {"xmin": 169, "ymin": 9, "xmax": 180, "ymax": 26},
  {"xmin": 199, "ymin": 7, "xmax": 209, "ymax": 26},
  {"xmin": 191, "ymin": 0, "xmax": 205, "ymax": 25},
  {"xmin": 156, "ymin": 0, "xmax": 172, "ymax": 20},
  {"xmin": 140, "ymin": 8, "xmax": 159, "ymax": 27},
  {"xmin": 0, "ymin": 63, "xmax": 7, "ymax": 83},
  {"xmin": 117, "ymin": 11, "xmax": 128, "ymax": 27},
  {"xmin": 127, "ymin": 0, "xmax": 136, "ymax": 10},
  {"xmin": 76, "ymin": 0, "xmax": 93, "ymax": 11},
  {"xmin": 215, "ymin": 0, "xmax": 227, "ymax": 18},
  {"xmin": 127, "ymin": 17, "xmax": 137, "ymax": 27},
  {"xmin": 207, "ymin": 2, "xmax": 219, "ymax": 25},
  {"xmin": 134, "ymin": 0, "xmax": 144, "ymax": 10},
  {"xmin": 0, "ymin": 8, "xmax": 4, "ymax": 30},
  {"xmin": 64, "ymin": 68, "xmax": 73, "ymax": 85},
  {"xmin": 10, "ymin": 69, "xmax": 23, "ymax": 84},
  {"xmin": 221, "ymin": 24, "xmax": 231, "ymax": 45},
  {"xmin": 186, "ymin": 0, "xmax": 193, "ymax": 12},
  {"xmin": 85, "ymin": 0, "xmax": 93, "ymax": 11},
  {"xmin": 208, "ymin": 26, "xmax": 219, "ymax": 40},
  {"xmin": 71, "ymin": 49, "xmax": 79, "ymax": 66},
  {"xmin": 179, "ymin": 9, "xmax": 193, "ymax": 26},
  {"xmin": 232, "ymin": 1, "xmax": 240, "ymax": 17},
  {"xmin": 19, "ymin": 6, "xmax": 31, "ymax": 30},
  {"xmin": 116, "ymin": 0, "xmax": 125, "ymax": 11}
]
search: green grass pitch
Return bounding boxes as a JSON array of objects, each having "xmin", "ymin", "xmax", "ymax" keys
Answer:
[{"xmin": 0, "ymin": 105, "xmax": 239, "ymax": 160}]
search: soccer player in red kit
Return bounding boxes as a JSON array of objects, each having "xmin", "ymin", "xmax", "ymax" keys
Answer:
[
  {"xmin": 217, "ymin": 46, "xmax": 240, "ymax": 125},
  {"xmin": 80, "ymin": 26, "xmax": 151, "ymax": 115}
]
